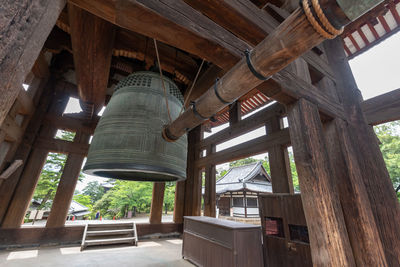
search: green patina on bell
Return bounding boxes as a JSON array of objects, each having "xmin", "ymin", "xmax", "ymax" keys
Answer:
[{"xmin": 83, "ymin": 71, "xmax": 187, "ymax": 182}]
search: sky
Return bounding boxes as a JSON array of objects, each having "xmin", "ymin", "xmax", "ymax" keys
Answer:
[{"xmin": 66, "ymin": 32, "xmax": 400, "ymax": 191}]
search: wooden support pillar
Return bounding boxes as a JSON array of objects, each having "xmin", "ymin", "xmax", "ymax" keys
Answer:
[
  {"xmin": 1, "ymin": 90, "xmax": 69, "ymax": 228},
  {"xmin": 0, "ymin": 0, "xmax": 65, "ymax": 126},
  {"xmin": 324, "ymin": 119, "xmax": 387, "ymax": 266},
  {"xmin": 324, "ymin": 38, "xmax": 400, "ymax": 266},
  {"xmin": 203, "ymin": 145, "xmax": 216, "ymax": 217},
  {"xmin": 183, "ymin": 126, "xmax": 202, "ymax": 216},
  {"xmin": 45, "ymin": 132, "xmax": 90, "ymax": 228},
  {"xmin": 173, "ymin": 180, "xmax": 185, "ymax": 223},
  {"xmin": 229, "ymin": 101, "xmax": 241, "ymax": 126},
  {"xmin": 287, "ymin": 98, "xmax": 355, "ymax": 266},
  {"xmin": 266, "ymin": 115, "xmax": 293, "ymax": 193},
  {"xmin": 149, "ymin": 182, "xmax": 166, "ymax": 224}
]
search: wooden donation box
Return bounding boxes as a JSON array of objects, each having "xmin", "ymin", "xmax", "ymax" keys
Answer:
[
  {"xmin": 183, "ymin": 216, "xmax": 263, "ymax": 267},
  {"xmin": 258, "ymin": 194, "xmax": 312, "ymax": 267}
]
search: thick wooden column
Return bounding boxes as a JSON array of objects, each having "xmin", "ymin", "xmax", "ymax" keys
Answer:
[
  {"xmin": 149, "ymin": 182, "xmax": 166, "ymax": 224},
  {"xmin": 173, "ymin": 181, "xmax": 185, "ymax": 223},
  {"xmin": 266, "ymin": 115, "xmax": 293, "ymax": 193},
  {"xmin": 45, "ymin": 132, "xmax": 90, "ymax": 228},
  {"xmin": 183, "ymin": 126, "xmax": 202, "ymax": 216},
  {"xmin": 1, "ymin": 91, "xmax": 69, "ymax": 228},
  {"xmin": 287, "ymin": 98, "xmax": 355, "ymax": 266},
  {"xmin": 229, "ymin": 101, "xmax": 241, "ymax": 126},
  {"xmin": 203, "ymin": 145, "xmax": 216, "ymax": 217},
  {"xmin": 324, "ymin": 38, "xmax": 400, "ymax": 266},
  {"xmin": 0, "ymin": 0, "xmax": 65, "ymax": 125},
  {"xmin": 324, "ymin": 119, "xmax": 387, "ymax": 266},
  {"xmin": 0, "ymin": 80, "xmax": 53, "ymax": 224}
]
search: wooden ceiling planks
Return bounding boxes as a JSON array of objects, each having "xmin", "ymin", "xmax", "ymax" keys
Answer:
[{"xmin": 68, "ymin": 0, "xmax": 243, "ymax": 70}]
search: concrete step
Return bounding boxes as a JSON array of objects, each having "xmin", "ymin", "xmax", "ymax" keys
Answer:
[
  {"xmin": 84, "ymin": 237, "xmax": 137, "ymax": 247},
  {"xmin": 86, "ymin": 229, "xmax": 135, "ymax": 236}
]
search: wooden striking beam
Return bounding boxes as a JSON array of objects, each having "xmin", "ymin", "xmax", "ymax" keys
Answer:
[
  {"xmin": 149, "ymin": 182, "xmax": 166, "ymax": 224},
  {"xmin": 361, "ymin": 88, "xmax": 400, "ymax": 125},
  {"xmin": 68, "ymin": 0, "xmax": 244, "ymax": 70},
  {"xmin": 34, "ymin": 138, "xmax": 89, "ymax": 155},
  {"xmin": 198, "ymin": 103, "xmax": 285, "ymax": 149},
  {"xmin": 288, "ymin": 98, "xmax": 356, "ymax": 266},
  {"xmin": 68, "ymin": 4, "xmax": 116, "ymax": 113},
  {"xmin": 0, "ymin": 0, "xmax": 65, "ymax": 126},
  {"xmin": 196, "ymin": 128, "xmax": 290, "ymax": 168}
]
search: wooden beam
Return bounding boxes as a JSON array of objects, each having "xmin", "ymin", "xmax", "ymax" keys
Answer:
[
  {"xmin": 149, "ymin": 182, "xmax": 166, "ymax": 224},
  {"xmin": 229, "ymin": 101, "xmax": 241, "ymax": 126},
  {"xmin": 68, "ymin": 4, "xmax": 116, "ymax": 112},
  {"xmin": 203, "ymin": 145, "xmax": 216, "ymax": 217},
  {"xmin": 266, "ymin": 116, "xmax": 293, "ymax": 193},
  {"xmin": 68, "ymin": 0, "xmax": 243, "ymax": 70},
  {"xmin": 0, "ymin": 160, "xmax": 23, "ymax": 180},
  {"xmin": 44, "ymin": 114, "xmax": 98, "ymax": 134},
  {"xmin": 1, "ymin": 115, "xmax": 23, "ymax": 143},
  {"xmin": 183, "ymin": 126, "xmax": 202, "ymax": 216},
  {"xmin": 197, "ymin": 102, "xmax": 285, "ymax": 149},
  {"xmin": 323, "ymin": 119, "xmax": 387, "ymax": 266},
  {"xmin": 46, "ymin": 132, "xmax": 90, "ymax": 228},
  {"xmin": 324, "ymin": 38, "xmax": 400, "ymax": 266},
  {"xmin": 287, "ymin": 98, "xmax": 355, "ymax": 266},
  {"xmin": 361, "ymin": 88, "xmax": 400, "ymax": 125},
  {"xmin": 173, "ymin": 181, "xmax": 185, "ymax": 223},
  {"xmin": 196, "ymin": 128, "xmax": 290, "ymax": 168},
  {"xmin": 0, "ymin": 0, "xmax": 65, "ymax": 126},
  {"xmin": 34, "ymin": 137, "xmax": 89, "ymax": 155},
  {"xmin": 17, "ymin": 90, "xmax": 35, "ymax": 116}
]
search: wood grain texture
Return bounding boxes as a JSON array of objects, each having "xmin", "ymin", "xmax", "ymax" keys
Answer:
[
  {"xmin": 287, "ymin": 99, "xmax": 355, "ymax": 267},
  {"xmin": 68, "ymin": 4, "xmax": 115, "ymax": 113},
  {"xmin": 361, "ymin": 88, "xmax": 400, "ymax": 125},
  {"xmin": 324, "ymin": 38, "xmax": 400, "ymax": 266},
  {"xmin": 149, "ymin": 182, "xmax": 166, "ymax": 224},
  {"xmin": 203, "ymin": 145, "xmax": 216, "ymax": 217},
  {"xmin": 0, "ymin": 0, "xmax": 65, "ymax": 126},
  {"xmin": 173, "ymin": 181, "xmax": 185, "ymax": 223},
  {"xmin": 183, "ymin": 126, "xmax": 202, "ymax": 216},
  {"xmin": 46, "ymin": 132, "xmax": 90, "ymax": 228},
  {"xmin": 323, "ymin": 119, "xmax": 387, "ymax": 266}
]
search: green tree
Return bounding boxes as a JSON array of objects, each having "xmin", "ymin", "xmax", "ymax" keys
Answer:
[
  {"xmin": 73, "ymin": 194, "xmax": 93, "ymax": 211},
  {"xmin": 82, "ymin": 181, "xmax": 105, "ymax": 204},
  {"xmin": 374, "ymin": 121, "xmax": 400, "ymax": 200},
  {"xmin": 163, "ymin": 182, "xmax": 176, "ymax": 213}
]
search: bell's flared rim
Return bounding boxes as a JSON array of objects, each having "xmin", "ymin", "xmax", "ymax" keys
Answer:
[{"xmin": 83, "ymin": 162, "xmax": 186, "ymax": 182}]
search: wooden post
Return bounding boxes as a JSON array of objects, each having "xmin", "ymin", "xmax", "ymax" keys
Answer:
[
  {"xmin": 287, "ymin": 98, "xmax": 355, "ymax": 266},
  {"xmin": 244, "ymin": 191, "xmax": 247, "ymax": 218},
  {"xmin": 45, "ymin": 132, "xmax": 90, "ymax": 228},
  {"xmin": 324, "ymin": 37, "xmax": 400, "ymax": 266},
  {"xmin": 149, "ymin": 182, "xmax": 166, "ymax": 224},
  {"xmin": 266, "ymin": 115, "xmax": 293, "ymax": 193},
  {"xmin": 183, "ymin": 126, "xmax": 202, "ymax": 216},
  {"xmin": 203, "ymin": 145, "xmax": 216, "ymax": 217},
  {"xmin": 173, "ymin": 181, "xmax": 185, "ymax": 223},
  {"xmin": 1, "ymin": 91, "xmax": 69, "ymax": 228},
  {"xmin": 0, "ymin": 80, "xmax": 54, "ymax": 224},
  {"xmin": 229, "ymin": 101, "xmax": 241, "ymax": 126},
  {"xmin": 323, "ymin": 119, "xmax": 387, "ymax": 266},
  {"xmin": 0, "ymin": 0, "xmax": 65, "ymax": 126}
]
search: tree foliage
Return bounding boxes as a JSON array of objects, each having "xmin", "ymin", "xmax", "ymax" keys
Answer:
[
  {"xmin": 32, "ymin": 130, "xmax": 77, "ymax": 210},
  {"xmin": 82, "ymin": 181, "xmax": 105, "ymax": 205},
  {"xmin": 374, "ymin": 121, "xmax": 400, "ymax": 199},
  {"xmin": 91, "ymin": 180, "xmax": 176, "ymax": 218}
]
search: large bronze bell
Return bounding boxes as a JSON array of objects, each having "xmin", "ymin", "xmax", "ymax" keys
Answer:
[{"xmin": 83, "ymin": 71, "xmax": 187, "ymax": 182}]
